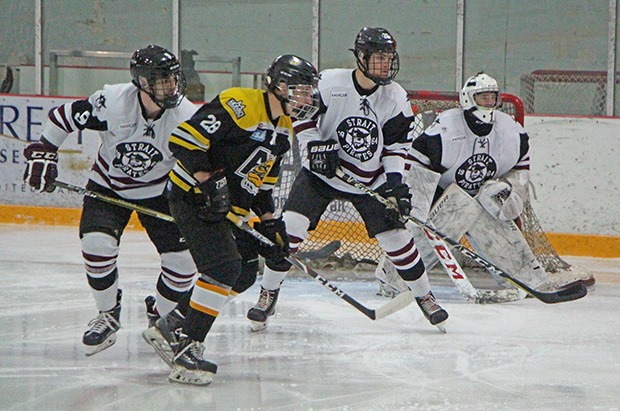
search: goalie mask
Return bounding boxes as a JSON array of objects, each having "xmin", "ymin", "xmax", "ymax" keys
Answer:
[
  {"xmin": 265, "ymin": 54, "xmax": 320, "ymax": 121},
  {"xmin": 351, "ymin": 27, "xmax": 400, "ymax": 86},
  {"xmin": 459, "ymin": 72, "xmax": 500, "ymax": 124},
  {"xmin": 130, "ymin": 45, "xmax": 187, "ymax": 109}
]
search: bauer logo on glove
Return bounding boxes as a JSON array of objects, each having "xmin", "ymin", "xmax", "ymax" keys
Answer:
[{"xmin": 308, "ymin": 139, "xmax": 340, "ymax": 178}]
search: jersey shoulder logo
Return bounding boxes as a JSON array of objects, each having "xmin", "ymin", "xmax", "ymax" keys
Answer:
[
  {"xmin": 455, "ymin": 153, "xmax": 497, "ymax": 192},
  {"xmin": 112, "ymin": 142, "xmax": 163, "ymax": 178},
  {"xmin": 94, "ymin": 93, "xmax": 106, "ymax": 110},
  {"xmin": 337, "ymin": 116, "xmax": 379, "ymax": 162},
  {"xmin": 226, "ymin": 98, "xmax": 246, "ymax": 119}
]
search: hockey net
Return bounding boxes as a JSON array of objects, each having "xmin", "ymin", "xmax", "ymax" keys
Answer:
[
  {"xmin": 520, "ymin": 69, "xmax": 620, "ymax": 115},
  {"xmin": 272, "ymin": 90, "xmax": 573, "ymax": 275}
]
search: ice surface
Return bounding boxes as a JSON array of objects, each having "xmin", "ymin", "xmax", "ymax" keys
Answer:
[{"xmin": 0, "ymin": 224, "xmax": 618, "ymax": 410}]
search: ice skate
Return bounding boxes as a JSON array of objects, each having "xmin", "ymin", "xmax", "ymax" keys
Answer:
[
  {"xmin": 83, "ymin": 289, "xmax": 122, "ymax": 356},
  {"xmin": 142, "ymin": 309, "xmax": 184, "ymax": 368},
  {"xmin": 168, "ymin": 334, "xmax": 218, "ymax": 386},
  {"xmin": 415, "ymin": 291, "xmax": 448, "ymax": 333},
  {"xmin": 247, "ymin": 287, "xmax": 279, "ymax": 332}
]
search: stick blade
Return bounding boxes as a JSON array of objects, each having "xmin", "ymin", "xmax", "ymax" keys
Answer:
[
  {"xmin": 535, "ymin": 280, "xmax": 588, "ymax": 304},
  {"xmin": 372, "ymin": 291, "xmax": 415, "ymax": 320},
  {"xmin": 297, "ymin": 240, "xmax": 342, "ymax": 260}
]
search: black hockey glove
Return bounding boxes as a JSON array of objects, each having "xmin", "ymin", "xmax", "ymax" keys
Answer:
[
  {"xmin": 193, "ymin": 171, "xmax": 231, "ymax": 223},
  {"xmin": 253, "ymin": 218, "xmax": 290, "ymax": 263},
  {"xmin": 378, "ymin": 182, "xmax": 412, "ymax": 221},
  {"xmin": 308, "ymin": 139, "xmax": 340, "ymax": 178},
  {"xmin": 23, "ymin": 142, "xmax": 59, "ymax": 193}
]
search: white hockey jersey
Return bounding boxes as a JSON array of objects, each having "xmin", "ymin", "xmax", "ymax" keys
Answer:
[
  {"xmin": 42, "ymin": 83, "xmax": 197, "ymax": 199},
  {"xmin": 293, "ymin": 68, "xmax": 414, "ymax": 194},
  {"xmin": 410, "ymin": 108, "xmax": 530, "ymax": 196}
]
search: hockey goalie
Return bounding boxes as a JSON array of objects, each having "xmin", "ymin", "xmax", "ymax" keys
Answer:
[{"xmin": 376, "ymin": 72, "xmax": 594, "ymax": 298}]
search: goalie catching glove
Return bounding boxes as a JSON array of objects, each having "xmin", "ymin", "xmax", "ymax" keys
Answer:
[
  {"xmin": 192, "ymin": 171, "xmax": 231, "ymax": 222},
  {"xmin": 308, "ymin": 139, "xmax": 339, "ymax": 178},
  {"xmin": 476, "ymin": 178, "xmax": 524, "ymax": 221},
  {"xmin": 23, "ymin": 142, "xmax": 59, "ymax": 193}
]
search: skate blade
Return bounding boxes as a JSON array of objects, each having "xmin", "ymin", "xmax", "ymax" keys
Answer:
[
  {"xmin": 249, "ymin": 319, "xmax": 269, "ymax": 332},
  {"xmin": 435, "ymin": 322, "xmax": 447, "ymax": 334},
  {"xmin": 84, "ymin": 334, "xmax": 116, "ymax": 356},
  {"xmin": 142, "ymin": 328, "xmax": 174, "ymax": 368},
  {"xmin": 168, "ymin": 366, "xmax": 214, "ymax": 386}
]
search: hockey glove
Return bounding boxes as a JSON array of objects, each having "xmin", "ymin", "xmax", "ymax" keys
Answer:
[
  {"xmin": 193, "ymin": 171, "xmax": 231, "ymax": 222},
  {"xmin": 476, "ymin": 179, "xmax": 524, "ymax": 221},
  {"xmin": 23, "ymin": 142, "xmax": 59, "ymax": 193},
  {"xmin": 253, "ymin": 218, "xmax": 290, "ymax": 264},
  {"xmin": 378, "ymin": 182, "xmax": 412, "ymax": 221},
  {"xmin": 308, "ymin": 139, "xmax": 340, "ymax": 178}
]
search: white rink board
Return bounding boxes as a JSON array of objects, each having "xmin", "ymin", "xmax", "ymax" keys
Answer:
[{"xmin": 1, "ymin": 94, "xmax": 619, "ymax": 236}]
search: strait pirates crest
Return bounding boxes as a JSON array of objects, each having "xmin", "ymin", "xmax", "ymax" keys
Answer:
[
  {"xmin": 112, "ymin": 142, "xmax": 163, "ymax": 178},
  {"xmin": 337, "ymin": 116, "xmax": 379, "ymax": 162},
  {"xmin": 455, "ymin": 154, "xmax": 497, "ymax": 192}
]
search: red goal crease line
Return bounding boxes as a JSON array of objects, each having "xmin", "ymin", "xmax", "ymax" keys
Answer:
[{"xmin": 1, "ymin": 204, "xmax": 618, "ymax": 259}]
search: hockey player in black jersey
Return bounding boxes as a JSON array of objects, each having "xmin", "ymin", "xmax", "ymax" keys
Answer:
[
  {"xmin": 23, "ymin": 45, "xmax": 198, "ymax": 356},
  {"xmin": 144, "ymin": 54, "xmax": 320, "ymax": 385},
  {"xmin": 248, "ymin": 27, "xmax": 449, "ymax": 333}
]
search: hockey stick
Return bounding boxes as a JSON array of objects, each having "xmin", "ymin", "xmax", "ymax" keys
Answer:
[
  {"xmin": 56, "ymin": 179, "xmax": 413, "ymax": 319},
  {"xmin": 53, "ymin": 180, "xmax": 175, "ymax": 221},
  {"xmin": 57, "ymin": 179, "xmax": 338, "ymax": 260},
  {"xmin": 334, "ymin": 168, "xmax": 587, "ymax": 304},
  {"xmin": 225, "ymin": 213, "xmax": 414, "ymax": 320}
]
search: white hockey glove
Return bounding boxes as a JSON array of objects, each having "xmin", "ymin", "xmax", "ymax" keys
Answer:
[{"xmin": 476, "ymin": 179, "xmax": 524, "ymax": 221}]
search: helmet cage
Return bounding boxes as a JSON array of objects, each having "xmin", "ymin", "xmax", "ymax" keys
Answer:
[
  {"xmin": 130, "ymin": 45, "xmax": 187, "ymax": 109},
  {"xmin": 352, "ymin": 27, "xmax": 400, "ymax": 85},
  {"xmin": 459, "ymin": 72, "xmax": 500, "ymax": 124},
  {"xmin": 265, "ymin": 55, "xmax": 320, "ymax": 120}
]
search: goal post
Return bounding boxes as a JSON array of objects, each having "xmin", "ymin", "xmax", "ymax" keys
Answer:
[{"xmin": 520, "ymin": 69, "xmax": 620, "ymax": 116}]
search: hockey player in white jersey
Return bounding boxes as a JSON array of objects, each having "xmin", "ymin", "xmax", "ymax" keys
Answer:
[
  {"xmin": 376, "ymin": 72, "xmax": 593, "ymax": 297},
  {"xmin": 23, "ymin": 45, "xmax": 198, "ymax": 356},
  {"xmin": 248, "ymin": 27, "xmax": 448, "ymax": 332}
]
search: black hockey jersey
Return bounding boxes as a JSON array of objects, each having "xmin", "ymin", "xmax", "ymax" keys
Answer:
[{"xmin": 168, "ymin": 88, "xmax": 293, "ymax": 216}]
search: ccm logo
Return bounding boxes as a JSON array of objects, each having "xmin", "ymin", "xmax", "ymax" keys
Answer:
[{"xmin": 310, "ymin": 144, "xmax": 338, "ymax": 152}]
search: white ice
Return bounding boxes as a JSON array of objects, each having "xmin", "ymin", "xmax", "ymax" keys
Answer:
[{"xmin": 0, "ymin": 224, "xmax": 618, "ymax": 411}]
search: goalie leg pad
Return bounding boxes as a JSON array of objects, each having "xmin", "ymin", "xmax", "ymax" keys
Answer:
[
  {"xmin": 466, "ymin": 215, "xmax": 549, "ymax": 290},
  {"xmin": 417, "ymin": 184, "xmax": 485, "ymax": 270}
]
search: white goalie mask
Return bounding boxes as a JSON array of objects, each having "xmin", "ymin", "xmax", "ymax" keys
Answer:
[{"xmin": 459, "ymin": 73, "xmax": 500, "ymax": 124}]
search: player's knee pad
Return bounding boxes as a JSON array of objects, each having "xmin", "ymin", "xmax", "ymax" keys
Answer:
[
  {"xmin": 282, "ymin": 211, "xmax": 310, "ymax": 253},
  {"xmin": 160, "ymin": 250, "xmax": 197, "ymax": 292},
  {"xmin": 81, "ymin": 231, "xmax": 119, "ymax": 276},
  {"xmin": 376, "ymin": 228, "xmax": 425, "ymax": 281}
]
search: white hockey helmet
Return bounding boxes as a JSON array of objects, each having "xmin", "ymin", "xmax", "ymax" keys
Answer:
[{"xmin": 459, "ymin": 72, "xmax": 500, "ymax": 124}]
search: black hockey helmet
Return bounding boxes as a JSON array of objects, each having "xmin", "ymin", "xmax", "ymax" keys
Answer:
[
  {"xmin": 351, "ymin": 27, "xmax": 400, "ymax": 85},
  {"xmin": 265, "ymin": 54, "xmax": 320, "ymax": 120},
  {"xmin": 130, "ymin": 45, "xmax": 186, "ymax": 109}
]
